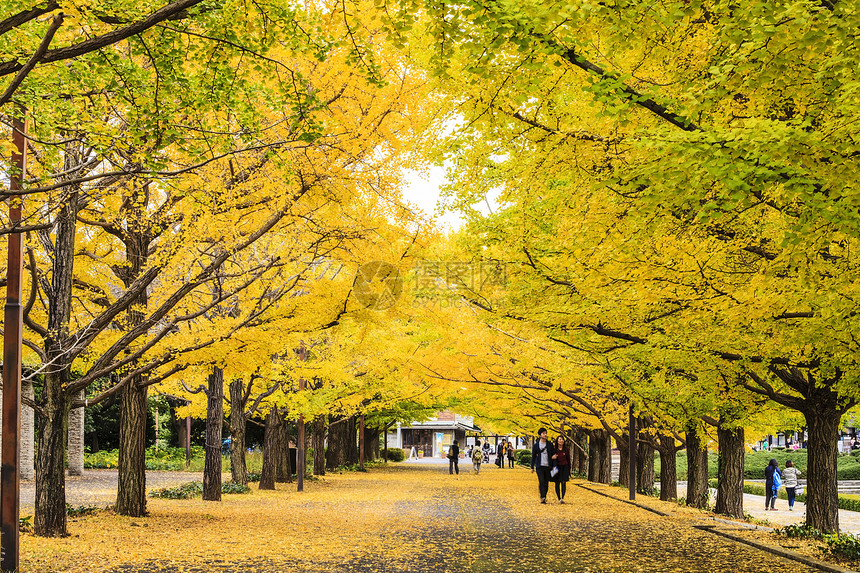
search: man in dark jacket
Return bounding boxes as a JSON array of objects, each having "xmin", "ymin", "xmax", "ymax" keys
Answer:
[{"xmin": 530, "ymin": 428, "xmax": 556, "ymax": 504}]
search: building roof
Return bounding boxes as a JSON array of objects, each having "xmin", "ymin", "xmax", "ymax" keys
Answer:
[{"xmin": 403, "ymin": 419, "xmax": 481, "ymax": 433}]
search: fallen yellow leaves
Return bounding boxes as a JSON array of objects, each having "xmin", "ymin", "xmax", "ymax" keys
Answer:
[{"xmin": 21, "ymin": 465, "xmax": 825, "ymax": 572}]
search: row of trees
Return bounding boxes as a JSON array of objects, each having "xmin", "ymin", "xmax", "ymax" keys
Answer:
[
  {"xmin": 387, "ymin": 0, "xmax": 860, "ymax": 534},
  {"xmin": 2, "ymin": 0, "xmax": 858, "ymax": 541}
]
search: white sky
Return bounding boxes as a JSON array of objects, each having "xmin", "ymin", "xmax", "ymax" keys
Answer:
[{"xmin": 401, "ymin": 165, "xmax": 465, "ymax": 231}]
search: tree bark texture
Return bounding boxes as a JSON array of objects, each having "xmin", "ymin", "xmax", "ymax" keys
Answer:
[
  {"xmin": 594, "ymin": 429, "xmax": 612, "ymax": 484},
  {"xmin": 658, "ymin": 435, "xmax": 678, "ymax": 501},
  {"xmin": 35, "ymin": 190, "xmax": 78, "ymax": 536},
  {"xmin": 804, "ymin": 404, "xmax": 840, "ymax": 533},
  {"xmin": 34, "ymin": 382, "xmax": 70, "ymax": 536},
  {"xmin": 67, "ymin": 390, "xmax": 85, "ymax": 476},
  {"xmin": 312, "ymin": 416, "xmax": 326, "ymax": 476},
  {"xmin": 115, "ymin": 377, "xmax": 148, "ymax": 516},
  {"xmin": 636, "ymin": 436, "xmax": 656, "ymax": 494},
  {"xmin": 364, "ymin": 425, "xmax": 380, "ymax": 461},
  {"xmin": 574, "ymin": 429, "xmax": 588, "ymax": 475},
  {"xmin": 618, "ymin": 433, "xmax": 629, "ymax": 487},
  {"xmin": 587, "ymin": 431, "xmax": 599, "ymax": 482},
  {"xmin": 228, "ymin": 379, "xmax": 247, "ymax": 485},
  {"xmin": 715, "ymin": 424, "xmax": 744, "ymax": 518},
  {"xmin": 21, "ymin": 378, "xmax": 35, "ymax": 481},
  {"xmin": 276, "ymin": 417, "xmax": 292, "ymax": 483},
  {"xmin": 685, "ymin": 420, "xmax": 710, "ymax": 509},
  {"xmin": 203, "ymin": 366, "xmax": 224, "ymax": 501},
  {"xmin": 259, "ymin": 407, "xmax": 281, "ymax": 490},
  {"xmin": 326, "ymin": 415, "xmax": 354, "ymax": 470}
]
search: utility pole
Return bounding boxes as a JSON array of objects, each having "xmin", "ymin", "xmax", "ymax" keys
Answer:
[
  {"xmin": 2, "ymin": 112, "xmax": 27, "ymax": 573},
  {"xmin": 296, "ymin": 343, "xmax": 307, "ymax": 492}
]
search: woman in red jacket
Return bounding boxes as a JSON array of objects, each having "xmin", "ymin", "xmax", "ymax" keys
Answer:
[{"xmin": 552, "ymin": 435, "xmax": 572, "ymax": 503}]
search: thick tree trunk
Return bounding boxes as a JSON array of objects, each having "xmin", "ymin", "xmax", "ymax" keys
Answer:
[
  {"xmin": 364, "ymin": 426, "xmax": 380, "ymax": 461},
  {"xmin": 715, "ymin": 424, "xmax": 744, "ymax": 518},
  {"xmin": 203, "ymin": 366, "xmax": 224, "ymax": 501},
  {"xmin": 259, "ymin": 407, "xmax": 280, "ymax": 490},
  {"xmin": 115, "ymin": 378, "xmax": 148, "ymax": 516},
  {"xmin": 34, "ymin": 380, "xmax": 70, "ymax": 536},
  {"xmin": 618, "ymin": 433, "xmax": 629, "ymax": 487},
  {"xmin": 35, "ymin": 185, "xmax": 78, "ymax": 536},
  {"xmin": 658, "ymin": 435, "xmax": 678, "ymax": 501},
  {"xmin": 636, "ymin": 436, "xmax": 656, "ymax": 494},
  {"xmin": 575, "ymin": 429, "xmax": 588, "ymax": 475},
  {"xmin": 326, "ymin": 416, "xmax": 351, "ymax": 469},
  {"xmin": 595, "ymin": 429, "xmax": 612, "ymax": 484},
  {"xmin": 67, "ymin": 390, "xmax": 85, "ymax": 476},
  {"xmin": 587, "ymin": 431, "xmax": 599, "ymax": 482},
  {"xmin": 804, "ymin": 404, "xmax": 840, "ymax": 533},
  {"xmin": 228, "ymin": 379, "xmax": 247, "ymax": 485},
  {"xmin": 312, "ymin": 416, "xmax": 326, "ymax": 476},
  {"xmin": 346, "ymin": 416, "xmax": 359, "ymax": 464},
  {"xmin": 685, "ymin": 420, "xmax": 710, "ymax": 509},
  {"xmin": 276, "ymin": 417, "xmax": 292, "ymax": 483},
  {"xmin": 21, "ymin": 378, "xmax": 35, "ymax": 481}
]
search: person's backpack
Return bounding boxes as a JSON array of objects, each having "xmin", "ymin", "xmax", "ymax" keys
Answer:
[
  {"xmin": 472, "ymin": 448, "xmax": 482, "ymax": 463},
  {"xmin": 772, "ymin": 469, "xmax": 782, "ymax": 490}
]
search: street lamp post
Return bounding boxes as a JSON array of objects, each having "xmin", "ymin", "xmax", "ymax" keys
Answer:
[{"xmin": 2, "ymin": 113, "xmax": 27, "ymax": 573}]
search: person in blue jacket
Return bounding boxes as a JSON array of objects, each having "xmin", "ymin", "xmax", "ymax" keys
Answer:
[{"xmin": 765, "ymin": 458, "xmax": 781, "ymax": 510}]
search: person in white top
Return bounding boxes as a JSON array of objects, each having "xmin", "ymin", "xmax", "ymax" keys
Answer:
[{"xmin": 782, "ymin": 460, "xmax": 802, "ymax": 511}]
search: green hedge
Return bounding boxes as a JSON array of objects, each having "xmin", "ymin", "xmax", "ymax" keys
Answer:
[
  {"xmin": 743, "ymin": 482, "xmax": 860, "ymax": 512},
  {"xmin": 743, "ymin": 450, "xmax": 860, "ymax": 480},
  {"xmin": 385, "ymin": 448, "xmax": 405, "ymax": 462},
  {"xmin": 85, "ymin": 446, "xmax": 206, "ymax": 470},
  {"xmin": 515, "ymin": 449, "xmax": 531, "ymax": 467}
]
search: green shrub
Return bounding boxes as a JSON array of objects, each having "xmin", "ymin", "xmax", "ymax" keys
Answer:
[
  {"xmin": 385, "ymin": 448, "xmax": 405, "ymax": 462},
  {"xmin": 247, "ymin": 472, "xmax": 261, "ymax": 482},
  {"xmin": 821, "ymin": 533, "xmax": 860, "ymax": 561},
  {"xmin": 66, "ymin": 504, "xmax": 100, "ymax": 517},
  {"xmin": 515, "ymin": 449, "xmax": 531, "ymax": 466},
  {"xmin": 221, "ymin": 481, "xmax": 251, "ymax": 494},
  {"xmin": 149, "ymin": 481, "xmax": 203, "ymax": 499},
  {"xmin": 774, "ymin": 524, "xmax": 823, "ymax": 539}
]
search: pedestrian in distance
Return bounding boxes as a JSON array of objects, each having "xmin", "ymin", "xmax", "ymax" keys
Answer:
[
  {"xmin": 530, "ymin": 428, "xmax": 556, "ymax": 504},
  {"xmin": 448, "ymin": 440, "xmax": 460, "ymax": 475},
  {"xmin": 765, "ymin": 458, "xmax": 781, "ymax": 510},
  {"xmin": 507, "ymin": 441, "xmax": 516, "ymax": 468},
  {"xmin": 472, "ymin": 440, "xmax": 483, "ymax": 474},
  {"xmin": 782, "ymin": 459, "xmax": 802, "ymax": 511},
  {"xmin": 552, "ymin": 435, "xmax": 571, "ymax": 503}
]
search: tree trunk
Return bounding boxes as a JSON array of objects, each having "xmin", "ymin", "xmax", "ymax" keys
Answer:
[
  {"xmin": 594, "ymin": 429, "xmax": 612, "ymax": 484},
  {"xmin": 203, "ymin": 366, "xmax": 224, "ymax": 501},
  {"xmin": 618, "ymin": 433, "xmax": 629, "ymax": 487},
  {"xmin": 575, "ymin": 429, "xmax": 588, "ymax": 474},
  {"xmin": 715, "ymin": 424, "xmax": 744, "ymax": 518},
  {"xmin": 228, "ymin": 379, "xmax": 247, "ymax": 485},
  {"xmin": 276, "ymin": 417, "xmax": 292, "ymax": 483},
  {"xmin": 326, "ymin": 416, "xmax": 351, "ymax": 470},
  {"xmin": 35, "ymin": 184, "xmax": 78, "ymax": 536},
  {"xmin": 803, "ymin": 403, "xmax": 840, "ymax": 533},
  {"xmin": 115, "ymin": 377, "xmax": 148, "ymax": 516},
  {"xmin": 312, "ymin": 416, "xmax": 326, "ymax": 476},
  {"xmin": 21, "ymin": 378, "xmax": 35, "ymax": 481},
  {"xmin": 685, "ymin": 420, "xmax": 710, "ymax": 509},
  {"xmin": 658, "ymin": 435, "xmax": 678, "ymax": 501},
  {"xmin": 259, "ymin": 407, "xmax": 280, "ymax": 490},
  {"xmin": 636, "ymin": 436, "xmax": 656, "ymax": 494},
  {"xmin": 34, "ymin": 380, "xmax": 70, "ymax": 536},
  {"xmin": 346, "ymin": 416, "xmax": 359, "ymax": 464},
  {"xmin": 67, "ymin": 390, "xmax": 85, "ymax": 476},
  {"xmin": 587, "ymin": 431, "xmax": 599, "ymax": 482},
  {"xmin": 364, "ymin": 425, "xmax": 380, "ymax": 461}
]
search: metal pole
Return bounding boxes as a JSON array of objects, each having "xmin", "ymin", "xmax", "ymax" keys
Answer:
[
  {"xmin": 628, "ymin": 405, "xmax": 636, "ymax": 501},
  {"xmin": 296, "ymin": 344, "xmax": 307, "ymax": 492},
  {"xmin": 2, "ymin": 112, "xmax": 26, "ymax": 573}
]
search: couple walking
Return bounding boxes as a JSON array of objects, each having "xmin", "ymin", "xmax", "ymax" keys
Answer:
[{"xmin": 530, "ymin": 428, "xmax": 571, "ymax": 504}]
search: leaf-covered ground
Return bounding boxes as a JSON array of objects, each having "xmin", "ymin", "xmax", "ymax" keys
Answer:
[{"xmin": 22, "ymin": 464, "xmax": 822, "ymax": 573}]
